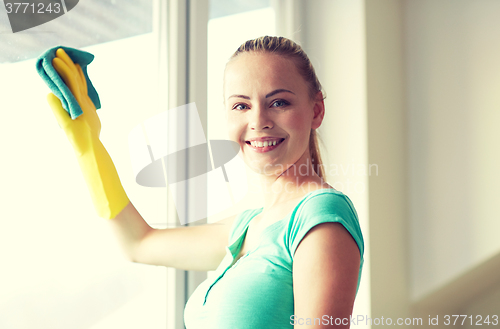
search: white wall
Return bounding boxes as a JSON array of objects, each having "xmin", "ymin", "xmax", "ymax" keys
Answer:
[{"xmin": 405, "ymin": 0, "xmax": 500, "ymax": 300}]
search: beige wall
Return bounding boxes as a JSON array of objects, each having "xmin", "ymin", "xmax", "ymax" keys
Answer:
[
  {"xmin": 364, "ymin": 0, "xmax": 410, "ymax": 321},
  {"xmin": 405, "ymin": 0, "xmax": 500, "ymax": 299},
  {"xmin": 299, "ymin": 0, "xmax": 500, "ymax": 327}
]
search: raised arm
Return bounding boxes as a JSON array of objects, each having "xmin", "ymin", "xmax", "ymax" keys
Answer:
[
  {"xmin": 111, "ymin": 203, "xmax": 234, "ymax": 271},
  {"xmin": 47, "ymin": 48, "xmax": 232, "ymax": 271}
]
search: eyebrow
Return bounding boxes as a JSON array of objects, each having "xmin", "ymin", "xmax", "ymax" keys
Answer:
[{"xmin": 228, "ymin": 89, "xmax": 295, "ymax": 100}]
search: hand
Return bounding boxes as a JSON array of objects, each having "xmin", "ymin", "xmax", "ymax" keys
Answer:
[
  {"xmin": 47, "ymin": 48, "xmax": 101, "ymax": 156},
  {"xmin": 46, "ymin": 48, "xmax": 129, "ymax": 219}
]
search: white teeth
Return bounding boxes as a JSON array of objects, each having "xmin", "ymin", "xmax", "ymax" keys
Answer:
[{"xmin": 249, "ymin": 140, "xmax": 281, "ymax": 147}]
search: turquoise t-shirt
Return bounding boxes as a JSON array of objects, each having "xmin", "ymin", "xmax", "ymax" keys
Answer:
[{"xmin": 184, "ymin": 189, "xmax": 364, "ymax": 329}]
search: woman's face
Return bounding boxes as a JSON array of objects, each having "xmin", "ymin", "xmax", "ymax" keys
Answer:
[{"xmin": 224, "ymin": 52, "xmax": 324, "ymax": 176}]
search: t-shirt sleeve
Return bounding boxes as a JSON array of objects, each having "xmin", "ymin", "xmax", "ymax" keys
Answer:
[{"xmin": 288, "ymin": 192, "xmax": 364, "ymax": 261}]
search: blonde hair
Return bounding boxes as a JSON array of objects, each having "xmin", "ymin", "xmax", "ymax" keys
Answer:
[{"xmin": 229, "ymin": 36, "xmax": 326, "ymax": 180}]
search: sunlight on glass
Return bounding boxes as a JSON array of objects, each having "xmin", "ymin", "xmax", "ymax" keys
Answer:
[{"xmin": 0, "ymin": 34, "xmax": 166, "ymax": 329}]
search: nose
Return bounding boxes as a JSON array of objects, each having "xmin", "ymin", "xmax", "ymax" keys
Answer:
[{"xmin": 249, "ymin": 106, "xmax": 273, "ymax": 131}]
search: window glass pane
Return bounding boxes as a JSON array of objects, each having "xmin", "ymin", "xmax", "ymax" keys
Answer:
[
  {"xmin": 206, "ymin": 3, "xmax": 275, "ymax": 221},
  {"xmin": 0, "ymin": 0, "xmax": 152, "ymax": 63},
  {"xmin": 0, "ymin": 2, "xmax": 166, "ymax": 329},
  {"xmin": 209, "ymin": 0, "xmax": 270, "ymax": 19}
]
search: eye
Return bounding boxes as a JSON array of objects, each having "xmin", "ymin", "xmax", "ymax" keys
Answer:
[
  {"xmin": 271, "ymin": 99, "xmax": 290, "ymax": 108},
  {"xmin": 232, "ymin": 103, "xmax": 249, "ymax": 111}
]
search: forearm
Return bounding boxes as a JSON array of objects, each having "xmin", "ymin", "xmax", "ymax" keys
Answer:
[
  {"xmin": 110, "ymin": 203, "xmax": 235, "ymax": 269},
  {"xmin": 76, "ymin": 137, "xmax": 129, "ymax": 219},
  {"xmin": 108, "ymin": 201, "xmax": 154, "ymax": 262}
]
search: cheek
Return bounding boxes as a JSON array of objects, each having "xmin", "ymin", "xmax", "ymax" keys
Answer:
[
  {"xmin": 284, "ymin": 113, "xmax": 311, "ymax": 139},
  {"xmin": 226, "ymin": 115, "xmax": 244, "ymax": 143}
]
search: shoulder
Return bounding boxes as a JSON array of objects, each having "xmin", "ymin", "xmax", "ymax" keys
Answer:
[
  {"xmin": 296, "ymin": 188, "xmax": 358, "ymax": 219},
  {"xmin": 291, "ymin": 189, "xmax": 364, "ymax": 299},
  {"xmin": 287, "ymin": 189, "xmax": 364, "ymax": 259}
]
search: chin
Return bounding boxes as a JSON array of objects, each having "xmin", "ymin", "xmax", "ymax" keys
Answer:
[{"xmin": 245, "ymin": 160, "xmax": 284, "ymax": 177}]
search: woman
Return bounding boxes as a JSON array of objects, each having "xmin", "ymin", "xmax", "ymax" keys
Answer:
[{"xmin": 47, "ymin": 36, "xmax": 363, "ymax": 328}]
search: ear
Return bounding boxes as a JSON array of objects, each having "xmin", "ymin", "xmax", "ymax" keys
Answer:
[{"xmin": 311, "ymin": 91, "xmax": 325, "ymax": 130}]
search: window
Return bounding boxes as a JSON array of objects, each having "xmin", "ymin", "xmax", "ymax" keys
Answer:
[{"xmin": 0, "ymin": 2, "xmax": 167, "ymax": 328}]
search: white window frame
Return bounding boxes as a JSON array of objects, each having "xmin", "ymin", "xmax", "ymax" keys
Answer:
[{"xmin": 154, "ymin": 1, "xmax": 209, "ymax": 328}]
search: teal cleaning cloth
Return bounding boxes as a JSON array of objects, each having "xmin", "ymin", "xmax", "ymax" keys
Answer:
[{"xmin": 36, "ymin": 46, "xmax": 101, "ymax": 120}]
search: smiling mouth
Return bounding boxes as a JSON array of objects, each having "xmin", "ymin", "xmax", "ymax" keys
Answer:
[{"xmin": 245, "ymin": 138, "xmax": 285, "ymax": 151}]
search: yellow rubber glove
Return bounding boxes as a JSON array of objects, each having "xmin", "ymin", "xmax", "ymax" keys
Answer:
[{"xmin": 47, "ymin": 48, "xmax": 129, "ymax": 219}]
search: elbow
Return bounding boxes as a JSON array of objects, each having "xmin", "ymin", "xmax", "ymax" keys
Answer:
[
  {"xmin": 124, "ymin": 230, "xmax": 153, "ymax": 265},
  {"xmin": 118, "ymin": 247, "xmax": 140, "ymax": 264}
]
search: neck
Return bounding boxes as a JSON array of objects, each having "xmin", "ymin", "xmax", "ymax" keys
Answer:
[{"xmin": 257, "ymin": 151, "xmax": 327, "ymax": 210}]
